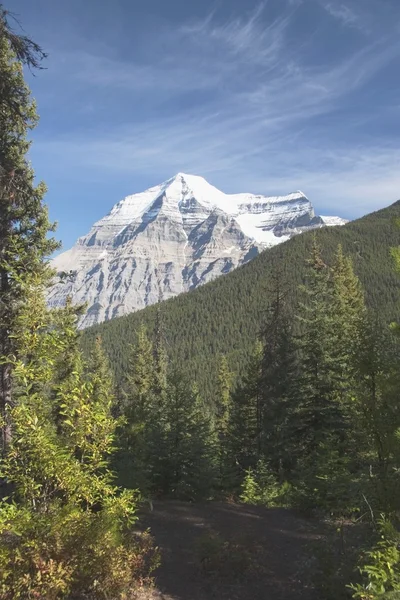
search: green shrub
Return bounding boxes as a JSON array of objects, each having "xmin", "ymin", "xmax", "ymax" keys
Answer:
[
  {"xmin": 350, "ymin": 519, "xmax": 400, "ymax": 600},
  {"xmin": 240, "ymin": 459, "xmax": 291, "ymax": 507}
]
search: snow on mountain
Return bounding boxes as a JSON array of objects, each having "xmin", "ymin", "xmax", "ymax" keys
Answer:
[{"xmin": 48, "ymin": 173, "xmax": 347, "ymax": 328}]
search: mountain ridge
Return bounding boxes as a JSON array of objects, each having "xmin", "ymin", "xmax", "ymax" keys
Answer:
[{"xmin": 49, "ymin": 173, "xmax": 346, "ymax": 328}]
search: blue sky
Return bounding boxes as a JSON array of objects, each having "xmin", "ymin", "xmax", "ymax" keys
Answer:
[{"xmin": 10, "ymin": 0, "xmax": 400, "ymax": 251}]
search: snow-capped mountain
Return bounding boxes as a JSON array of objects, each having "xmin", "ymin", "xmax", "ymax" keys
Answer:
[{"xmin": 48, "ymin": 173, "xmax": 347, "ymax": 328}]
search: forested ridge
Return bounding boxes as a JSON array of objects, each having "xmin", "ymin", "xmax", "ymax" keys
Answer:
[{"xmin": 82, "ymin": 200, "xmax": 400, "ymax": 399}]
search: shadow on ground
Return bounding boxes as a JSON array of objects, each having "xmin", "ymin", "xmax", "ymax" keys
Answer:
[{"xmin": 136, "ymin": 500, "xmax": 325, "ymax": 600}]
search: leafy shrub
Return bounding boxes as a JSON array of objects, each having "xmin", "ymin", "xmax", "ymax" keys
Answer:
[
  {"xmin": 0, "ymin": 283, "xmax": 160, "ymax": 599},
  {"xmin": 350, "ymin": 519, "xmax": 400, "ymax": 600},
  {"xmin": 0, "ymin": 497, "xmax": 160, "ymax": 600}
]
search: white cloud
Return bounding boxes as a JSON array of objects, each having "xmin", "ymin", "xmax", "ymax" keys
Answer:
[
  {"xmin": 32, "ymin": 0, "xmax": 400, "ymax": 221},
  {"xmin": 319, "ymin": 1, "xmax": 369, "ymax": 32}
]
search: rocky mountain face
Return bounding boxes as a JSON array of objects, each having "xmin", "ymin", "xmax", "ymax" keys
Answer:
[{"xmin": 48, "ymin": 173, "xmax": 347, "ymax": 328}]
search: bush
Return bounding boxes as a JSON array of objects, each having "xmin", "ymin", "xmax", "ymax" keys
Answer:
[
  {"xmin": 239, "ymin": 459, "xmax": 291, "ymax": 507},
  {"xmin": 350, "ymin": 519, "xmax": 400, "ymax": 600},
  {"xmin": 0, "ymin": 498, "xmax": 160, "ymax": 600}
]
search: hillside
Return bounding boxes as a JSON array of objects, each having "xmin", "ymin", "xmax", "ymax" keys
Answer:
[{"xmin": 81, "ymin": 200, "xmax": 400, "ymax": 399}]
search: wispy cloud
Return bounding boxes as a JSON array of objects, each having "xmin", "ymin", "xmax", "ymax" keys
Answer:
[
  {"xmin": 34, "ymin": 124, "xmax": 400, "ymax": 220},
  {"xmin": 179, "ymin": 4, "xmax": 293, "ymax": 66},
  {"xmin": 28, "ymin": 0, "xmax": 400, "ymax": 242},
  {"xmin": 319, "ymin": 1, "xmax": 369, "ymax": 32}
]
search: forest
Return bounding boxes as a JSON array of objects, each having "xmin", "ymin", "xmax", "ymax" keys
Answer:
[
  {"xmin": 81, "ymin": 199, "xmax": 400, "ymax": 401},
  {"xmin": 1, "ymin": 5, "xmax": 400, "ymax": 600}
]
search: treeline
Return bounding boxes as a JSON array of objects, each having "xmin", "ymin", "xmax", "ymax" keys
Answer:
[
  {"xmin": 114, "ymin": 239, "xmax": 400, "ymax": 597},
  {"xmin": 82, "ymin": 200, "xmax": 400, "ymax": 402}
]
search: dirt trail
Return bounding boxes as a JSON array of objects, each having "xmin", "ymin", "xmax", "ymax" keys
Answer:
[{"xmin": 136, "ymin": 501, "xmax": 324, "ymax": 600}]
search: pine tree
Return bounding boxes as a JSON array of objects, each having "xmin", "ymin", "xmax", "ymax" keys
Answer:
[
  {"xmin": 0, "ymin": 8, "xmax": 59, "ymax": 451},
  {"xmin": 214, "ymin": 354, "xmax": 233, "ymax": 489},
  {"xmin": 230, "ymin": 269, "xmax": 297, "ymax": 488},
  {"xmin": 353, "ymin": 314, "xmax": 400, "ymax": 510},
  {"xmin": 215, "ymin": 354, "xmax": 233, "ymax": 434},
  {"xmin": 123, "ymin": 324, "xmax": 154, "ymax": 418},
  {"xmin": 229, "ymin": 341, "xmax": 263, "ymax": 474},
  {"xmin": 86, "ymin": 335, "xmax": 115, "ymax": 422},
  {"xmin": 153, "ymin": 371, "xmax": 216, "ymax": 499},
  {"xmin": 153, "ymin": 301, "xmax": 168, "ymax": 397},
  {"xmin": 331, "ymin": 244, "xmax": 366, "ymax": 404},
  {"xmin": 292, "ymin": 239, "xmax": 349, "ymax": 505},
  {"xmin": 118, "ymin": 325, "xmax": 156, "ymax": 490},
  {"xmin": 259, "ymin": 270, "xmax": 297, "ymax": 479}
]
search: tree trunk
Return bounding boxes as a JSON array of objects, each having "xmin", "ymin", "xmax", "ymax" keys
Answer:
[{"xmin": 0, "ymin": 361, "xmax": 12, "ymax": 454}]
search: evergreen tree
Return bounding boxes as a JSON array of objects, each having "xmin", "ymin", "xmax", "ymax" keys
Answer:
[
  {"xmin": 0, "ymin": 7, "xmax": 58, "ymax": 451},
  {"xmin": 118, "ymin": 325, "xmax": 156, "ymax": 490},
  {"xmin": 215, "ymin": 355, "xmax": 232, "ymax": 429},
  {"xmin": 124, "ymin": 324, "xmax": 154, "ymax": 412},
  {"xmin": 214, "ymin": 354, "xmax": 233, "ymax": 488},
  {"xmin": 153, "ymin": 301, "xmax": 168, "ymax": 397},
  {"xmin": 353, "ymin": 314, "xmax": 400, "ymax": 511},
  {"xmin": 153, "ymin": 371, "xmax": 216, "ymax": 499},
  {"xmin": 86, "ymin": 335, "xmax": 115, "ymax": 421},
  {"xmin": 331, "ymin": 244, "xmax": 366, "ymax": 404},
  {"xmin": 230, "ymin": 269, "xmax": 297, "ymax": 490},
  {"xmin": 292, "ymin": 239, "xmax": 349, "ymax": 505},
  {"xmin": 229, "ymin": 341, "xmax": 263, "ymax": 474},
  {"xmin": 259, "ymin": 271, "xmax": 297, "ymax": 479}
]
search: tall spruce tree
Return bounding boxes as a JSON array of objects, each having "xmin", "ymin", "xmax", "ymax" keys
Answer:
[
  {"xmin": 331, "ymin": 244, "xmax": 366, "ymax": 405},
  {"xmin": 0, "ymin": 8, "xmax": 58, "ymax": 451},
  {"xmin": 259, "ymin": 271, "xmax": 297, "ymax": 479},
  {"xmin": 292, "ymin": 239, "xmax": 349, "ymax": 505},
  {"xmin": 153, "ymin": 301, "xmax": 168, "ymax": 397},
  {"xmin": 86, "ymin": 335, "xmax": 115, "ymax": 419},
  {"xmin": 214, "ymin": 354, "xmax": 233, "ymax": 488},
  {"xmin": 153, "ymin": 371, "xmax": 216, "ymax": 499},
  {"xmin": 229, "ymin": 341, "xmax": 263, "ymax": 476},
  {"xmin": 118, "ymin": 325, "xmax": 157, "ymax": 490}
]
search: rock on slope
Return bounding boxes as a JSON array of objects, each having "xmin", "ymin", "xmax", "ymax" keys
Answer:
[{"xmin": 48, "ymin": 173, "xmax": 346, "ymax": 328}]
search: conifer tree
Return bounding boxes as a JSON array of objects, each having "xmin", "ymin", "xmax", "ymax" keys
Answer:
[
  {"xmin": 0, "ymin": 7, "xmax": 58, "ymax": 451},
  {"xmin": 259, "ymin": 271, "xmax": 297, "ymax": 479},
  {"xmin": 331, "ymin": 244, "xmax": 366, "ymax": 405},
  {"xmin": 214, "ymin": 354, "xmax": 233, "ymax": 488},
  {"xmin": 153, "ymin": 371, "xmax": 216, "ymax": 499},
  {"xmin": 153, "ymin": 301, "xmax": 168, "ymax": 397},
  {"xmin": 118, "ymin": 325, "xmax": 156, "ymax": 490},
  {"xmin": 215, "ymin": 354, "xmax": 232, "ymax": 433},
  {"xmin": 86, "ymin": 335, "xmax": 115, "ymax": 421},
  {"xmin": 292, "ymin": 239, "xmax": 349, "ymax": 504},
  {"xmin": 229, "ymin": 341, "xmax": 263, "ymax": 473},
  {"xmin": 124, "ymin": 324, "xmax": 154, "ymax": 411}
]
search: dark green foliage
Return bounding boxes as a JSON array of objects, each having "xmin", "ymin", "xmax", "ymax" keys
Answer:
[
  {"xmin": 116, "ymin": 326, "xmax": 217, "ymax": 499},
  {"xmin": 82, "ymin": 201, "xmax": 400, "ymax": 403},
  {"xmin": 0, "ymin": 7, "xmax": 59, "ymax": 451},
  {"xmin": 152, "ymin": 372, "xmax": 216, "ymax": 499},
  {"xmin": 290, "ymin": 239, "xmax": 353, "ymax": 506},
  {"xmin": 229, "ymin": 341, "xmax": 263, "ymax": 477}
]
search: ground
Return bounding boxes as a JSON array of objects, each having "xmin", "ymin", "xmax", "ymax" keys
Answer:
[{"xmin": 134, "ymin": 500, "xmax": 329, "ymax": 600}]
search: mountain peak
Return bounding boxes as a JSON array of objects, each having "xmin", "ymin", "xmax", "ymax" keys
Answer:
[{"xmin": 49, "ymin": 174, "xmax": 346, "ymax": 328}]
